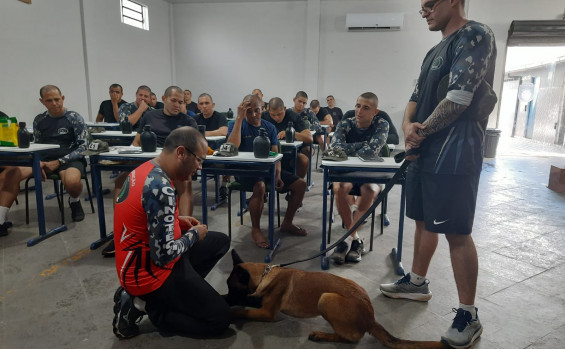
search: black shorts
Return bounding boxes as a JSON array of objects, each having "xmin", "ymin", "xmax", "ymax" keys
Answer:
[
  {"xmin": 405, "ymin": 162, "xmax": 480, "ymax": 235},
  {"xmin": 236, "ymin": 169, "xmax": 300, "ymax": 192},
  {"xmin": 55, "ymin": 160, "xmax": 86, "ymax": 177}
]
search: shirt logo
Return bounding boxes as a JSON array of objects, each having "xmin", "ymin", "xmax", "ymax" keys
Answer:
[
  {"xmin": 431, "ymin": 56, "xmax": 444, "ymax": 70},
  {"xmin": 58, "ymin": 128, "xmax": 69, "ymax": 135}
]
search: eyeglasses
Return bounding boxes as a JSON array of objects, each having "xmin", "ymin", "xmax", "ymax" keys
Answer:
[
  {"xmin": 180, "ymin": 146, "xmax": 205, "ymax": 164},
  {"xmin": 419, "ymin": 0, "xmax": 445, "ymax": 15}
]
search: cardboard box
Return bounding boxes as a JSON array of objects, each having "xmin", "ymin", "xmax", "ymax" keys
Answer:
[{"xmin": 548, "ymin": 165, "xmax": 565, "ymax": 193}]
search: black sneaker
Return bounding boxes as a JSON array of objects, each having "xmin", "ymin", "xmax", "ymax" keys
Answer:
[
  {"xmin": 112, "ymin": 286, "xmax": 145, "ymax": 339},
  {"xmin": 346, "ymin": 239, "xmax": 365, "ymax": 263},
  {"xmin": 102, "ymin": 240, "xmax": 116, "ymax": 257},
  {"xmin": 69, "ymin": 199, "xmax": 85, "ymax": 222},
  {"xmin": 0, "ymin": 222, "xmax": 10, "ymax": 237},
  {"xmin": 329, "ymin": 241, "xmax": 349, "ymax": 265}
]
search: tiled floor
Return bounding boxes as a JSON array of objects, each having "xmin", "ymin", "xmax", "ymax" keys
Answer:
[{"xmin": 1, "ymin": 136, "xmax": 564, "ymax": 349}]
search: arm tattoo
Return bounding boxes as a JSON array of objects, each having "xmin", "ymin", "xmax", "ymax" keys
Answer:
[{"xmin": 417, "ymin": 99, "xmax": 467, "ymax": 137}]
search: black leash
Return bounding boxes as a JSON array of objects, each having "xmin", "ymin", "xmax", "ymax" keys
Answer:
[{"xmin": 278, "ymin": 149, "xmax": 415, "ymax": 268}]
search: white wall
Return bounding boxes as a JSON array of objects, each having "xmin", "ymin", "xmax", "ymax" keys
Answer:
[
  {"xmin": 0, "ymin": 0, "xmax": 87, "ymax": 124},
  {"xmin": 0, "ymin": 0, "xmax": 173, "ymax": 124},
  {"xmin": 83, "ymin": 0, "xmax": 174, "ymax": 120},
  {"xmin": 172, "ymin": 1, "xmax": 308, "ymax": 111}
]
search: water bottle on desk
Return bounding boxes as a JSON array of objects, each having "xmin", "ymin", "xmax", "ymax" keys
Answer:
[
  {"xmin": 253, "ymin": 128, "xmax": 271, "ymax": 158},
  {"xmin": 17, "ymin": 122, "xmax": 30, "ymax": 148},
  {"xmin": 285, "ymin": 121, "xmax": 295, "ymax": 143},
  {"xmin": 226, "ymin": 108, "xmax": 234, "ymax": 119},
  {"xmin": 121, "ymin": 116, "xmax": 132, "ymax": 134},
  {"xmin": 140, "ymin": 125, "xmax": 157, "ymax": 152}
]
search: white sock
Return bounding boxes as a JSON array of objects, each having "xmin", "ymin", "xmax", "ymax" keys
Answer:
[
  {"xmin": 0, "ymin": 206, "xmax": 9, "ymax": 225},
  {"xmin": 350, "ymin": 204, "xmax": 358, "ymax": 213},
  {"xmin": 409, "ymin": 272, "xmax": 426, "ymax": 286},
  {"xmin": 459, "ymin": 303, "xmax": 477, "ymax": 319},
  {"xmin": 348, "ymin": 232, "xmax": 360, "ymax": 241},
  {"xmin": 69, "ymin": 196, "xmax": 80, "ymax": 203},
  {"xmin": 133, "ymin": 297, "xmax": 146, "ymax": 313}
]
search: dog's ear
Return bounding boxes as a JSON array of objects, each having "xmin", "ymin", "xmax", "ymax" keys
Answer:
[{"xmin": 231, "ymin": 249, "xmax": 244, "ymax": 265}]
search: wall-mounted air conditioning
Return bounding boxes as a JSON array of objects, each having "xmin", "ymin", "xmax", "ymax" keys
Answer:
[{"xmin": 346, "ymin": 13, "xmax": 404, "ymax": 31}]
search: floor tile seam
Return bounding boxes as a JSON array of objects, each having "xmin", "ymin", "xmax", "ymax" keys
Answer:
[{"xmin": 483, "ymin": 268, "xmax": 557, "ymax": 300}]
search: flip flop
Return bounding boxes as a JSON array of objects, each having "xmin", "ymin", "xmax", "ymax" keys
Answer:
[
  {"xmin": 280, "ymin": 225, "xmax": 308, "ymax": 236},
  {"xmin": 252, "ymin": 231, "xmax": 270, "ymax": 249}
]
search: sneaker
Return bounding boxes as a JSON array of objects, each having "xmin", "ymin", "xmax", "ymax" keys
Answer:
[
  {"xmin": 345, "ymin": 239, "xmax": 366, "ymax": 263},
  {"xmin": 0, "ymin": 222, "xmax": 10, "ymax": 237},
  {"xmin": 69, "ymin": 199, "xmax": 85, "ymax": 222},
  {"xmin": 112, "ymin": 286, "xmax": 145, "ymax": 339},
  {"xmin": 441, "ymin": 308, "xmax": 483, "ymax": 349},
  {"xmin": 379, "ymin": 273, "xmax": 433, "ymax": 301},
  {"xmin": 101, "ymin": 240, "xmax": 115, "ymax": 257},
  {"xmin": 329, "ymin": 241, "xmax": 349, "ymax": 265}
]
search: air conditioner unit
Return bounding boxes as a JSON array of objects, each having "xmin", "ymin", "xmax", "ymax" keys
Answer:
[{"xmin": 346, "ymin": 13, "xmax": 404, "ymax": 31}]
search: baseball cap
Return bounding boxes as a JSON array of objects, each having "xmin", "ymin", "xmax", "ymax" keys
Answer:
[
  {"xmin": 322, "ymin": 147, "xmax": 348, "ymax": 161},
  {"xmin": 213, "ymin": 142, "xmax": 238, "ymax": 157},
  {"xmin": 82, "ymin": 140, "xmax": 110, "ymax": 155}
]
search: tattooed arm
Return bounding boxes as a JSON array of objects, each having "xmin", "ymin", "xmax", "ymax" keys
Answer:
[{"xmin": 416, "ymin": 99, "xmax": 467, "ymax": 138}]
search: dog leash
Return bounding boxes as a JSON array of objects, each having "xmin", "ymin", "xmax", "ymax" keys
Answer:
[{"xmin": 277, "ymin": 149, "xmax": 417, "ymax": 269}]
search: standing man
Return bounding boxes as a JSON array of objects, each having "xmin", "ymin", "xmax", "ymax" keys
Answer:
[
  {"xmin": 112, "ymin": 127, "xmax": 230, "ymax": 339},
  {"xmin": 118, "ymin": 85, "xmax": 153, "ymax": 131},
  {"xmin": 194, "ymin": 93, "xmax": 228, "ymax": 137},
  {"xmin": 0, "ymin": 85, "xmax": 89, "ymax": 236},
  {"xmin": 379, "ymin": 1, "xmax": 497, "ymax": 348},
  {"xmin": 227, "ymin": 94, "xmax": 307, "ymax": 249},
  {"xmin": 96, "ymin": 83, "xmax": 127, "ymax": 123},
  {"xmin": 184, "ymin": 89, "xmax": 200, "ymax": 115},
  {"xmin": 262, "ymin": 97, "xmax": 312, "ymax": 178},
  {"xmin": 328, "ymin": 93, "xmax": 388, "ymax": 265},
  {"xmin": 326, "ymin": 95, "xmax": 343, "ymax": 127}
]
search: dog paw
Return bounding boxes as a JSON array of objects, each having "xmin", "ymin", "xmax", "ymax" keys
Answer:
[{"xmin": 308, "ymin": 332, "xmax": 324, "ymax": 342}]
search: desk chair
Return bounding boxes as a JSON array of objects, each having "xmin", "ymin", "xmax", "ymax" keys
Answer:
[{"xmin": 24, "ymin": 171, "xmax": 95, "ymax": 225}]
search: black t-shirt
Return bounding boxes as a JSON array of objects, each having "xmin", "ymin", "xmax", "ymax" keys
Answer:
[
  {"xmin": 315, "ymin": 107, "xmax": 331, "ymax": 123},
  {"xmin": 327, "ymin": 107, "xmax": 343, "ymax": 126},
  {"xmin": 193, "ymin": 111, "xmax": 228, "ymax": 132},
  {"xmin": 344, "ymin": 109, "xmax": 399, "ymax": 145},
  {"xmin": 186, "ymin": 101, "xmax": 200, "ymax": 114},
  {"xmin": 261, "ymin": 109, "xmax": 307, "ymax": 134},
  {"xmin": 98, "ymin": 99, "xmax": 127, "ymax": 123},
  {"xmin": 138, "ymin": 109, "xmax": 197, "ymax": 147},
  {"xmin": 154, "ymin": 102, "xmax": 164, "ymax": 110}
]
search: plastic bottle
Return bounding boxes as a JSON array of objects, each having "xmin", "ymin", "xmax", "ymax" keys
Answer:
[
  {"xmin": 0, "ymin": 116, "xmax": 7, "ymax": 146},
  {"xmin": 285, "ymin": 121, "xmax": 296, "ymax": 143},
  {"xmin": 17, "ymin": 122, "xmax": 31, "ymax": 148},
  {"xmin": 253, "ymin": 128, "xmax": 271, "ymax": 158},
  {"xmin": 226, "ymin": 108, "xmax": 234, "ymax": 119},
  {"xmin": 121, "ymin": 116, "xmax": 132, "ymax": 134},
  {"xmin": 140, "ymin": 125, "xmax": 157, "ymax": 152},
  {"xmin": 9, "ymin": 117, "xmax": 18, "ymax": 147}
]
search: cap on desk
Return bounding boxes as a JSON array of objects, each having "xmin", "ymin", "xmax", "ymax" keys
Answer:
[
  {"xmin": 82, "ymin": 140, "xmax": 110, "ymax": 155},
  {"xmin": 213, "ymin": 142, "xmax": 238, "ymax": 157}
]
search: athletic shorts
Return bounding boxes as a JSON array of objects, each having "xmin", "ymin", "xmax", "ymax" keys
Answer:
[
  {"xmin": 405, "ymin": 162, "xmax": 480, "ymax": 235},
  {"xmin": 55, "ymin": 160, "xmax": 86, "ymax": 177},
  {"xmin": 236, "ymin": 169, "xmax": 300, "ymax": 192}
]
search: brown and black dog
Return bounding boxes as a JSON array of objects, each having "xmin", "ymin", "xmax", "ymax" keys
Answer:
[{"xmin": 225, "ymin": 250, "xmax": 446, "ymax": 349}]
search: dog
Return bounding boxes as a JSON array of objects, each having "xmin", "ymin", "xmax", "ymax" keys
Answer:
[{"xmin": 225, "ymin": 250, "xmax": 446, "ymax": 349}]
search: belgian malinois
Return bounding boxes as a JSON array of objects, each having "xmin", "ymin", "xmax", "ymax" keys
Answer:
[{"xmin": 225, "ymin": 250, "xmax": 446, "ymax": 348}]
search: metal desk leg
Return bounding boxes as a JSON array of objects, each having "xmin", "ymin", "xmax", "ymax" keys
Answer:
[
  {"xmin": 89, "ymin": 158, "xmax": 112, "ymax": 250},
  {"xmin": 320, "ymin": 166, "xmax": 329, "ymax": 270},
  {"xmin": 265, "ymin": 164, "xmax": 281, "ymax": 263},
  {"xmin": 390, "ymin": 182, "xmax": 406, "ymax": 275},
  {"xmin": 201, "ymin": 169, "xmax": 208, "ymax": 225},
  {"xmin": 27, "ymin": 153, "xmax": 67, "ymax": 246},
  {"xmin": 306, "ymin": 144, "xmax": 314, "ymax": 191}
]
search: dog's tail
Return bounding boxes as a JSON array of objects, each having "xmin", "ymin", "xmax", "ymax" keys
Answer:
[{"xmin": 369, "ymin": 321, "xmax": 447, "ymax": 349}]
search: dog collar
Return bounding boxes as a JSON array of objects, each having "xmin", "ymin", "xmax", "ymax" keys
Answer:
[{"xmin": 262, "ymin": 264, "xmax": 279, "ymax": 278}]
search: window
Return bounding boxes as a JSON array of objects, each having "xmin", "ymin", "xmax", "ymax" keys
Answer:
[{"xmin": 120, "ymin": 0, "xmax": 149, "ymax": 30}]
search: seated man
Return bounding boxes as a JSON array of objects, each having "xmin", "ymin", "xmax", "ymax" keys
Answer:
[
  {"xmin": 118, "ymin": 85, "xmax": 153, "ymax": 131},
  {"xmin": 102, "ymin": 86, "xmax": 197, "ymax": 257},
  {"xmin": 261, "ymin": 97, "xmax": 312, "ymax": 178},
  {"xmin": 310, "ymin": 99, "xmax": 333, "ymax": 148},
  {"xmin": 149, "ymin": 92, "xmax": 164, "ymax": 109},
  {"xmin": 252, "ymin": 88, "xmax": 268, "ymax": 111},
  {"xmin": 227, "ymin": 94, "xmax": 307, "ymax": 249},
  {"xmin": 112, "ymin": 126, "xmax": 230, "ymax": 339},
  {"xmin": 329, "ymin": 92, "xmax": 389, "ymax": 265},
  {"xmin": 291, "ymin": 90, "xmax": 322, "ymax": 163},
  {"xmin": 194, "ymin": 93, "xmax": 228, "ymax": 137},
  {"xmin": 343, "ymin": 107, "xmax": 399, "ymax": 145},
  {"xmin": 184, "ymin": 89, "xmax": 200, "ymax": 115},
  {"xmin": 96, "ymin": 83, "xmax": 127, "ymax": 123},
  {"xmin": 326, "ymin": 95, "xmax": 344, "ymax": 126},
  {"xmin": 0, "ymin": 85, "xmax": 89, "ymax": 236}
]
